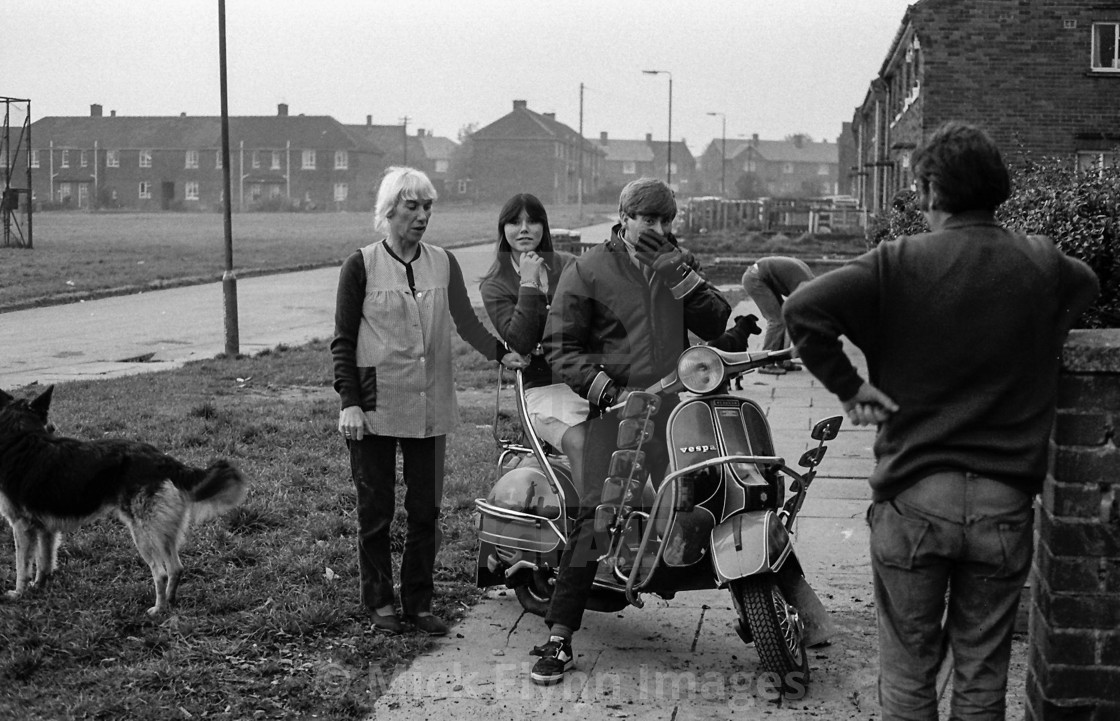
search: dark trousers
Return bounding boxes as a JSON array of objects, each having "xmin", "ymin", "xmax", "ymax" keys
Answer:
[
  {"xmin": 349, "ymin": 434, "xmax": 446, "ymax": 616},
  {"xmin": 545, "ymin": 401, "xmax": 673, "ymax": 633}
]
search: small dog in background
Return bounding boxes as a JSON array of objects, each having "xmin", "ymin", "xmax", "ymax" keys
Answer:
[{"xmin": 0, "ymin": 385, "xmax": 247, "ymax": 615}]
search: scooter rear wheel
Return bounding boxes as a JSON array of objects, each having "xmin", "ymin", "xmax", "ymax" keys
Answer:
[{"xmin": 730, "ymin": 576, "xmax": 809, "ymax": 694}]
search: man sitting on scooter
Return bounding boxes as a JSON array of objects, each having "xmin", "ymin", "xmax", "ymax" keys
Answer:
[{"xmin": 528, "ymin": 177, "xmax": 732, "ymax": 686}]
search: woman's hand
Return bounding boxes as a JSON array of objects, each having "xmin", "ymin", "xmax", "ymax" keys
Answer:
[
  {"xmin": 500, "ymin": 351, "xmax": 529, "ymax": 370},
  {"xmin": 339, "ymin": 405, "xmax": 373, "ymax": 441},
  {"xmin": 519, "ymin": 251, "xmax": 546, "ymax": 287},
  {"xmin": 841, "ymin": 382, "xmax": 899, "ymax": 426}
]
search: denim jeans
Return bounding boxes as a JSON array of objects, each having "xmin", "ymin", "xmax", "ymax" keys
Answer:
[
  {"xmin": 868, "ymin": 471, "xmax": 1033, "ymax": 720},
  {"xmin": 349, "ymin": 434, "xmax": 446, "ymax": 616},
  {"xmin": 545, "ymin": 400, "xmax": 673, "ymax": 633},
  {"xmin": 743, "ymin": 263, "xmax": 787, "ymax": 352}
]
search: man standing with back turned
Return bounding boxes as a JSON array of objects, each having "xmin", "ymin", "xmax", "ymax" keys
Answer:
[{"xmin": 783, "ymin": 122, "xmax": 1098, "ymax": 719}]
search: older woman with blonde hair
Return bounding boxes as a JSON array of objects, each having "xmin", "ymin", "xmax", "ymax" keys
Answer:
[{"xmin": 331, "ymin": 166, "xmax": 524, "ymax": 636}]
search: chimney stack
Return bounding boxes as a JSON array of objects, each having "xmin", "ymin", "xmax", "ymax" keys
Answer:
[
  {"xmin": 90, "ymin": 104, "xmax": 103, "ymax": 117},
  {"xmin": 417, "ymin": 128, "xmax": 425, "ymax": 137},
  {"xmin": 544, "ymin": 112, "xmax": 555, "ymax": 120},
  {"xmin": 600, "ymin": 131, "xmax": 608, "ymax": 144},
  {"xmin": 366, "ymin": 115, "xmax": 372, "ymax": 126},
  {"xmin": 278, "ymin": 103, "xmax": 289, "ymax": 117},
  {"xmin": 110, "ymin": 110, "xmax": 116, "ymax": 117},
  {"xmin": 645, "ymin": 133, "xmax": 653, "ymax": 143},
  {"xmin": 752, "ymin": 133, "xmax": 759, "ymax": 144},
  {"xmin": 513, "ymin": 100, "xmax": 527, "ymax": 111}
]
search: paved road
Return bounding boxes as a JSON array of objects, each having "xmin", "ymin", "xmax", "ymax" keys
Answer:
[{"xmin": 0, "ymin": 222, "xmax": 618, "ymax": 389}]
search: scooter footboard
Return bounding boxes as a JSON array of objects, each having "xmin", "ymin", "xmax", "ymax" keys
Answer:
[{"xmin": 710, "ymin": 510, "xmax": 792, "ymax": 584}]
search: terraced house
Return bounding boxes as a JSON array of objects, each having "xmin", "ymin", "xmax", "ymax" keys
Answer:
[
  {"xmin": 28, "ymin": 104, "xmax": 384, "ymax": 211},
  {"xmin": 852, "ymin": 0, "xmax": 1120, "ymax": 213},
  {"xmin": 697, "ymin": 133, "xmax": 841, "ymax": 199}
]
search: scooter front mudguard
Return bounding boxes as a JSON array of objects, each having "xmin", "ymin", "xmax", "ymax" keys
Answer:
[{"xmin": 710, "ymin": 509, "xmax": 792, "ymax": 584}]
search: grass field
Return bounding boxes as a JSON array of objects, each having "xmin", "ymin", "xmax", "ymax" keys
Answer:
[{"xmin": 0, "ymin": 204, "xmax": 615, "ymax": 310}]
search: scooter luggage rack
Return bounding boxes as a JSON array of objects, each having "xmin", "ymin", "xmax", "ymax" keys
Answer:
[
  {"xmin": 622, "ymin": 452, "xmax": 790, "ymax": 607},
  {"xmin": 475, "ymin": 368, "xmax": 573, "ymax": 551}
]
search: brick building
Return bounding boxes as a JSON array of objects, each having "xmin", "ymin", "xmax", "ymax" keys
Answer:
[
  {"xmin": 465, "ymin": 100, "xmax": 604, "ymax": 205},
  {"xmin": 851, "ymin": 0, "xmax": 1120, "ymax": 213},
  {"xmin": 346, "ymin": 119, "xmax": 458, "ymax": 197},
  {"xmin": 697, "ymin": 133, "xmax": 840, "ymax": 199},
  {"xmin": 29, "ymin": 104, "xmax": 384, "ymax": 211}
]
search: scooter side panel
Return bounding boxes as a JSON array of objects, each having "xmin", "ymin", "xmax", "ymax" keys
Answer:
[{"xmin": 709, "ymin": 510, "xmax": 792, "ymax": 584}]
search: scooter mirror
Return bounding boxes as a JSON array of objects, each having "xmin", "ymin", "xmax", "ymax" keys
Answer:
[
  {"xmin": 811, "ymin": 415, "xmax": 844, "ymax": 442},
  {"xmin": 619, "ymin": 391, "xmax": 661, "ymax": 420},
  {"xmin": 798, "ymin": 446, "xmax": 828, "ymax": 469},
  {"xmin": 617, "ymin": 418, "xmax": 654, "ymax": 449},
  {"xmin": 608, "ymin": 449, "xmax": 646, "ymax": 479}
]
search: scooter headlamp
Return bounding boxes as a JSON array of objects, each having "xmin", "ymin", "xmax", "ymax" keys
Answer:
[{"xmin": 677, "ymin": 346, "xmax": 725, "ymax": 394}]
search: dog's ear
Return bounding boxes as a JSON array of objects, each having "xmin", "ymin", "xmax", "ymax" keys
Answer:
[{"xmin": 30, "ymin": 385, "xmax": 54, "ymax": 417}]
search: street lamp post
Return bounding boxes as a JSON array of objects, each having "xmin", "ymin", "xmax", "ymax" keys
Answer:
[
  {"xmin": 642, "ymin": 70, "xmax": 672, "ymax": 187},
  {"xmin": 706, "ymin": 111, "xmax": 726, "ymax": 197}
]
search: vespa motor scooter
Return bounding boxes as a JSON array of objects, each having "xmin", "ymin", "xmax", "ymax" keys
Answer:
[{"xmin": 475, "ymin": 345, "xmax": 842, "ymax": 688}]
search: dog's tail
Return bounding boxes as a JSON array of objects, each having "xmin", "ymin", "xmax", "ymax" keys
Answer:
[{"xmin": 182, "ymin": 460, "xmax": 247, "ymax": 522}]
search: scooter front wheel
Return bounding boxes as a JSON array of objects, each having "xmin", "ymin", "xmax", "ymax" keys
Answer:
[{"xmin": 730, "ymin": 576, "xmax": 809, "ymax": 693}]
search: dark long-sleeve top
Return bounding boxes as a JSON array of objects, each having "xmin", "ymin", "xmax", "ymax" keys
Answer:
[
  {"xmin": 331, "ymin": 240, "xmax": 505, "ymax": 437},
  {"xmin": 783, "ymin": 212, "xmax": 1100, "ymax": 500},
  {"xmin": 479, "ymin": 250, "xmax": 576, "ymax": 391},
  {"xmin": 544, "ymin": 225, "xmax": 731, "ymax": 406}
]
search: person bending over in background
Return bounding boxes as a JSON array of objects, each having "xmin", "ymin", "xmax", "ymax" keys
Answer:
[{"xmin": 742, "ymin": 255, "xmax": 814, "ymax": 373}]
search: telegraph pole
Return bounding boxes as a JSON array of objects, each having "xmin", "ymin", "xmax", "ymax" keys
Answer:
[
  {"xmin": 218, "ymin": 0, "xmax": 239, "ymax": 355},
  {"xmin": 578, "ymin": 82, "xmax": 584, "ymax": 222},
  {"xmin": 401, "ymin": 116, "xmax": 409, "ymax": 166}
]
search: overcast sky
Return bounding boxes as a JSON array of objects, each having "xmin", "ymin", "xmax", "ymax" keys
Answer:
[{"xmin": 7, "ymin": 0, "xmax": 912, "ymax": 155}]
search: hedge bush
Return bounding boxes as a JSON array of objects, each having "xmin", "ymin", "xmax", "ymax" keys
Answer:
[{"xmin": 867, "ymin": 154, "xmax": 1120, "ymax": 328}]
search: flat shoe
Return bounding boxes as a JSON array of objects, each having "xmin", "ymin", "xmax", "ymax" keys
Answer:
[
  {"xmin": 407, "ymin": 613, "xmax": 449, "ymax": 636},
  {"xmin": 371, "ymin": 610, "xmax": 404, "ymax": 634}
]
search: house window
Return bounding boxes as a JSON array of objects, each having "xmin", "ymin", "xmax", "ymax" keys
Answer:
[
  {"xmin": 61, "ymin": 150, "xmax": 70, "ymax": 168},
  {"xmin": 334, "ymin": 150, "xmax": 349, "ymax": 170},
  {"xmin": 80, "ymin": 150, "xmax": 88, "ymax": 168},
  {"xmin": 669, "ymin": 162, "xmax": 678, "ymax": 175},
  {"xmin": 139, "ymin": 182, "xmax": 151, "ymax": 199},
  {"xmin": 252, "ymin": 150, "xmax": 261, "ymax": 169},
  {"xmin": 30, "ymin": 150, "xmax": 39, "ymax": 168},
  {"xmin": 334, "ymin": 183, "xmax": 348, "ymax": 202},
  {"xmin": 140, "ymin": 150, "xmax": 152, "ymax": 168},
  {"xmin": 215, "ymin": 152, "xmax": 223, "ymax": 170},
  {"xmin": 622, "ymin": 161, "xmax": 637, "ymax": 175},
  {"xmin": 269, "ymin": 185, "xmax": 281, "ymax": 198},
  {"xmin": 818, "ymin": 163, "xmax": 831, "ymax": 176},
  {"xmin": 185, "ymin": 150, "xmax": 199, "ymax": 168},
  {"xmin": 435, "ymin": 159, "xmax": 449, "ymax": 173},
  {"xmin": 1092, "ymin": 23, "xmax": 1120, "ymax": 71},
  {"xmin": 106, "ymin": 150, "xmax": 120, "ymax": 167},
  {"xmin": 457, "ymin": 179, "xmax": 468, "ymax": 194},
  {"xmin": 302, "ymin": 149, "xmax": 316, "ymax": 169},
  {"xmin": 1077, "ymin": 151, "xmax": 1118, "ymax": 173},
  {"xmin": 271, "ymin": 150, "xmax": 281, "ymax": 169},
  {"xmin": 58, "ymin": 183, "xmax": 72, "ymax": 202},
  {"xmin": 185, "ymin": 181, "xmax": 199, "ymax": 200},
  {"xmin": 783, "ymin": 162, "xmax": 795, "ymax": 174},
  {"xmin": 251, "ymin": 184, "xmax": 263, "ymax": 201}
]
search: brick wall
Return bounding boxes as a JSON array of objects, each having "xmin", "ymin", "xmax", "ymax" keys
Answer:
[{"xmin": 1026, "ymin": 329, "xmax": 1120, "ymax": 720}]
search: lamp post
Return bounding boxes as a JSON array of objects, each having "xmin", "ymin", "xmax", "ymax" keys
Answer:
[
  {"xmin": 641, "ymin": 70, "xmax": 672, "ymax": 187},
  {"xmin": 706, "ymin": 111, "xmax": 726, "ymax": 197}
]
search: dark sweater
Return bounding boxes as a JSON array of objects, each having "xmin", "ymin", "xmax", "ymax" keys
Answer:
[{"xmin": 783, "ymin": 212, "xmax": 1099, "ymax": 500}]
